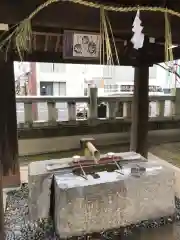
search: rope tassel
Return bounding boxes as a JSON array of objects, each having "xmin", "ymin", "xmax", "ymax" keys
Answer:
[
  {"xmin": 164, "ymin": 11, "xmax": 175, "ymax": 95},
  {"xmin": 165, "ymin": 11, "xmax": 173, "ymax": 63},
  {"xmin": 100, "ymin": 7, "xmax": 113, "ymax": 65}
]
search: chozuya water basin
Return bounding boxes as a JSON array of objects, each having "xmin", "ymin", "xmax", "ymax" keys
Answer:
[
  {"xmin": 54, "ymin": 161, "xmax": 175, "ymax": 238},
  {"xmin": 4, "ymin": 151, "xmax": 179, "ymax": 240},
  {"xmin": 3, "ymin": 183, "xmax": 180, "ymax": 239}
]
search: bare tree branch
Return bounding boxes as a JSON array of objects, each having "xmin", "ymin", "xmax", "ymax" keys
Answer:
[
  {"xmin": 155, "ymin": 63, "xmax": 180, "ymax": 79},
  {"xmin": 156, "ymin": 63, "xmax": 170, "ymax": 72}
]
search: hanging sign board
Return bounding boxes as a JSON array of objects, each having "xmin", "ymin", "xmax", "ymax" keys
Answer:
[{"xmin": 63, "ymin": 30, "xmax": 100, "ymax": 60}]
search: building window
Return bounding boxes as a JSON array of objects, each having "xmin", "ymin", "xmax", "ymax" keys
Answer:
[
  {"xmin": 40, "ymin": 82, "xmax": 53, "ymax": 95},
  {"xmin": 84, "ymin": 88, "xmax": 88, "ymax": 96},
  {"xmin": 39, "ymin": 63, "xmax": 53, "ymax": 73},
  {"xmin": 103, "ymin": 65, "xmax": 113, "ymax": 78},
  {"xmin": 53, "ymin": 63, "xmax": 66, "ymax": 73},
  {"xmin": 120, "ymin": 85, "xmax": 134, "ymax": 92},
  {"xmin": 39, "ymin": 63, "xmax": 66, "ymax": 73},
  {"xmin": 54, "ymin": 82, "xmax": 67, "ymax": 109},
  {"xmin": 40, "ymin": 82, "xmax": 66, "ymax": 96},
  {"xmin": 104, "ymin": 84, "xmax": 118, "ymax": 93},
  {"xmin": 53, "ymin": 82, "xmax": 66, "ymax": 96}
]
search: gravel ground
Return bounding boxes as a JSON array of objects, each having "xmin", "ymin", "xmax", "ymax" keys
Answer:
[
  {"xmin": 4, "ymin": 184, "xmax": 180, "ymax": 240},
  {"xmin": 4, "ymin": 184, "xmax": 58, "ymax": 240}
]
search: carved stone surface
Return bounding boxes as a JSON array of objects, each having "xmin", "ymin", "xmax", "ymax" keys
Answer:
[
  {"xmin": 54, "ymin": 172, "xmax": 126, "ymax": 238},
  {"xmin": 28, "ymin": 172, "xmax": 53, "ymax": 220},
  {"xmin": 28, "ymin": 159, "xmax": 65, "ymax": 221},
  {"xmin": 54, "ymin": 162, "xmax": 175, "ymax": 238},
  {"xmin": 28, "ymin": 152, "xmax": 145, "ymax": 221},
  {"xmin": 122, "ymin": 162, "xmax": 175, "ymax": 225}
]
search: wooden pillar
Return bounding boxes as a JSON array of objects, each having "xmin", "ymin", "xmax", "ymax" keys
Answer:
[
  {"xmin": 130, "ymin": 65, "xmax": 149, "ymax": 158},
  {"xmin": 0, "ymin": 59, "xmax": 20, "ymax": 188}
]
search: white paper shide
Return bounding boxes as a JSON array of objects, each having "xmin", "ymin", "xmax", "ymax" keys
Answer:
[{"xmin": 131, "ymin": 10, "xmax": 144, "ymax": 50}]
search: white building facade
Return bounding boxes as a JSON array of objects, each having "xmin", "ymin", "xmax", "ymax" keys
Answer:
[
  {"xmin": 35, "ymin": 62, "xmax": 158, "ymax": 97},
  {"xmin": 15, "ymin": 61, "xmax": 178, "ymax": 122},
  {"xmin": 156, "ymin": 61, "xmax": 180, "ymax": 92},
  {"xmin": 15, "ymin": 61, "xmax": 180, "ymax": 98}
]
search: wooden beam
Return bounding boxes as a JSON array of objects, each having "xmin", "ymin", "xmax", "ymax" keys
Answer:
[
  {"xmin": 130, "ymin": 65, "xmax": 149, "ymax": 158},
  {"xmin": 9, "ymin": 50, "xmax": 158, "ymax": 66},
  {"xmin": 0, "ymin": 1, "xmax": 180, "ymax": 41},
  {"xmin": 148, "ymin": 46, "xmax": 180, "ymax": 64},
  {"xmin": 0, "ymin": 58, "xmax": 20, "ymax": 188},
  {"xmin": 3, "ymin": 31, "xmax": 167, "ymax": 65},
  {"xmin": 8, "ymin": 35, "xmax": 165, "ymax": 65},
  {"xmin": 0, "ymin": 28, "xmax": 176, "ymax": 64}
]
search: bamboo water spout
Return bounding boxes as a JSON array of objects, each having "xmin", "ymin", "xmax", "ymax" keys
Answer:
[
  {"xmin": 80, "ymin": 138, "xmax": 100, "ymax": 164},
  {"xmin": 86, "ymin": 141, "xmax": 100, "ymax": 164}
]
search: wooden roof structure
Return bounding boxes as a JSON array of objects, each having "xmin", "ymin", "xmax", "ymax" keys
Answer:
[{"xmin": 0, "ymin": 0, "xmax": 180, "ymax": 65}]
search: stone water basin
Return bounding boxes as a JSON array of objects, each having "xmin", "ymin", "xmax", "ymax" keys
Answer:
[{"xmin": 54, "ymin": 161, "xmax": 175, "ymax": 238}]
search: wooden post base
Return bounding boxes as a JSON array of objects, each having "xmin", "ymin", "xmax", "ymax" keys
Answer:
[{"xmin": 2, "ymin": 173, "xmax": 20, "ymax": 188}]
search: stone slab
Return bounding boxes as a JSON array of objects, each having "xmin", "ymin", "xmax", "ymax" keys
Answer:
[
  {"xmin": 148, "ymin": 153, "xmax": 180, "ymax": 199},
  {"xmin": 28, "ymin": 158, "xmax": 72, "ymax": 220},
  {"xmin": 28, "ymin": 172, "xmax": 53, "ymax": 220},
  {"xmin": 122, "ymin": 162, "xmax": 175, "ymax": 225},
  {"xmin": 54, "ymin": 162, "xmax": 175, "ymax": 238},
  {"xmin": 3, "ymin": 192, "xmax": 7, "ymax": 211},
  {"xmin": 28, "ymin": 152, "xmax": 145, "ymax": 220}
]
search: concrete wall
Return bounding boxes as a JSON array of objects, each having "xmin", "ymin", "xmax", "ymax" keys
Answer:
[
  {"xmin": 17, "ymin": 117, "xmax": 180, "ymax": 156},
  {"xmin": 18, "ymin": 127, "xmax": 180, "ymax": 156}
]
